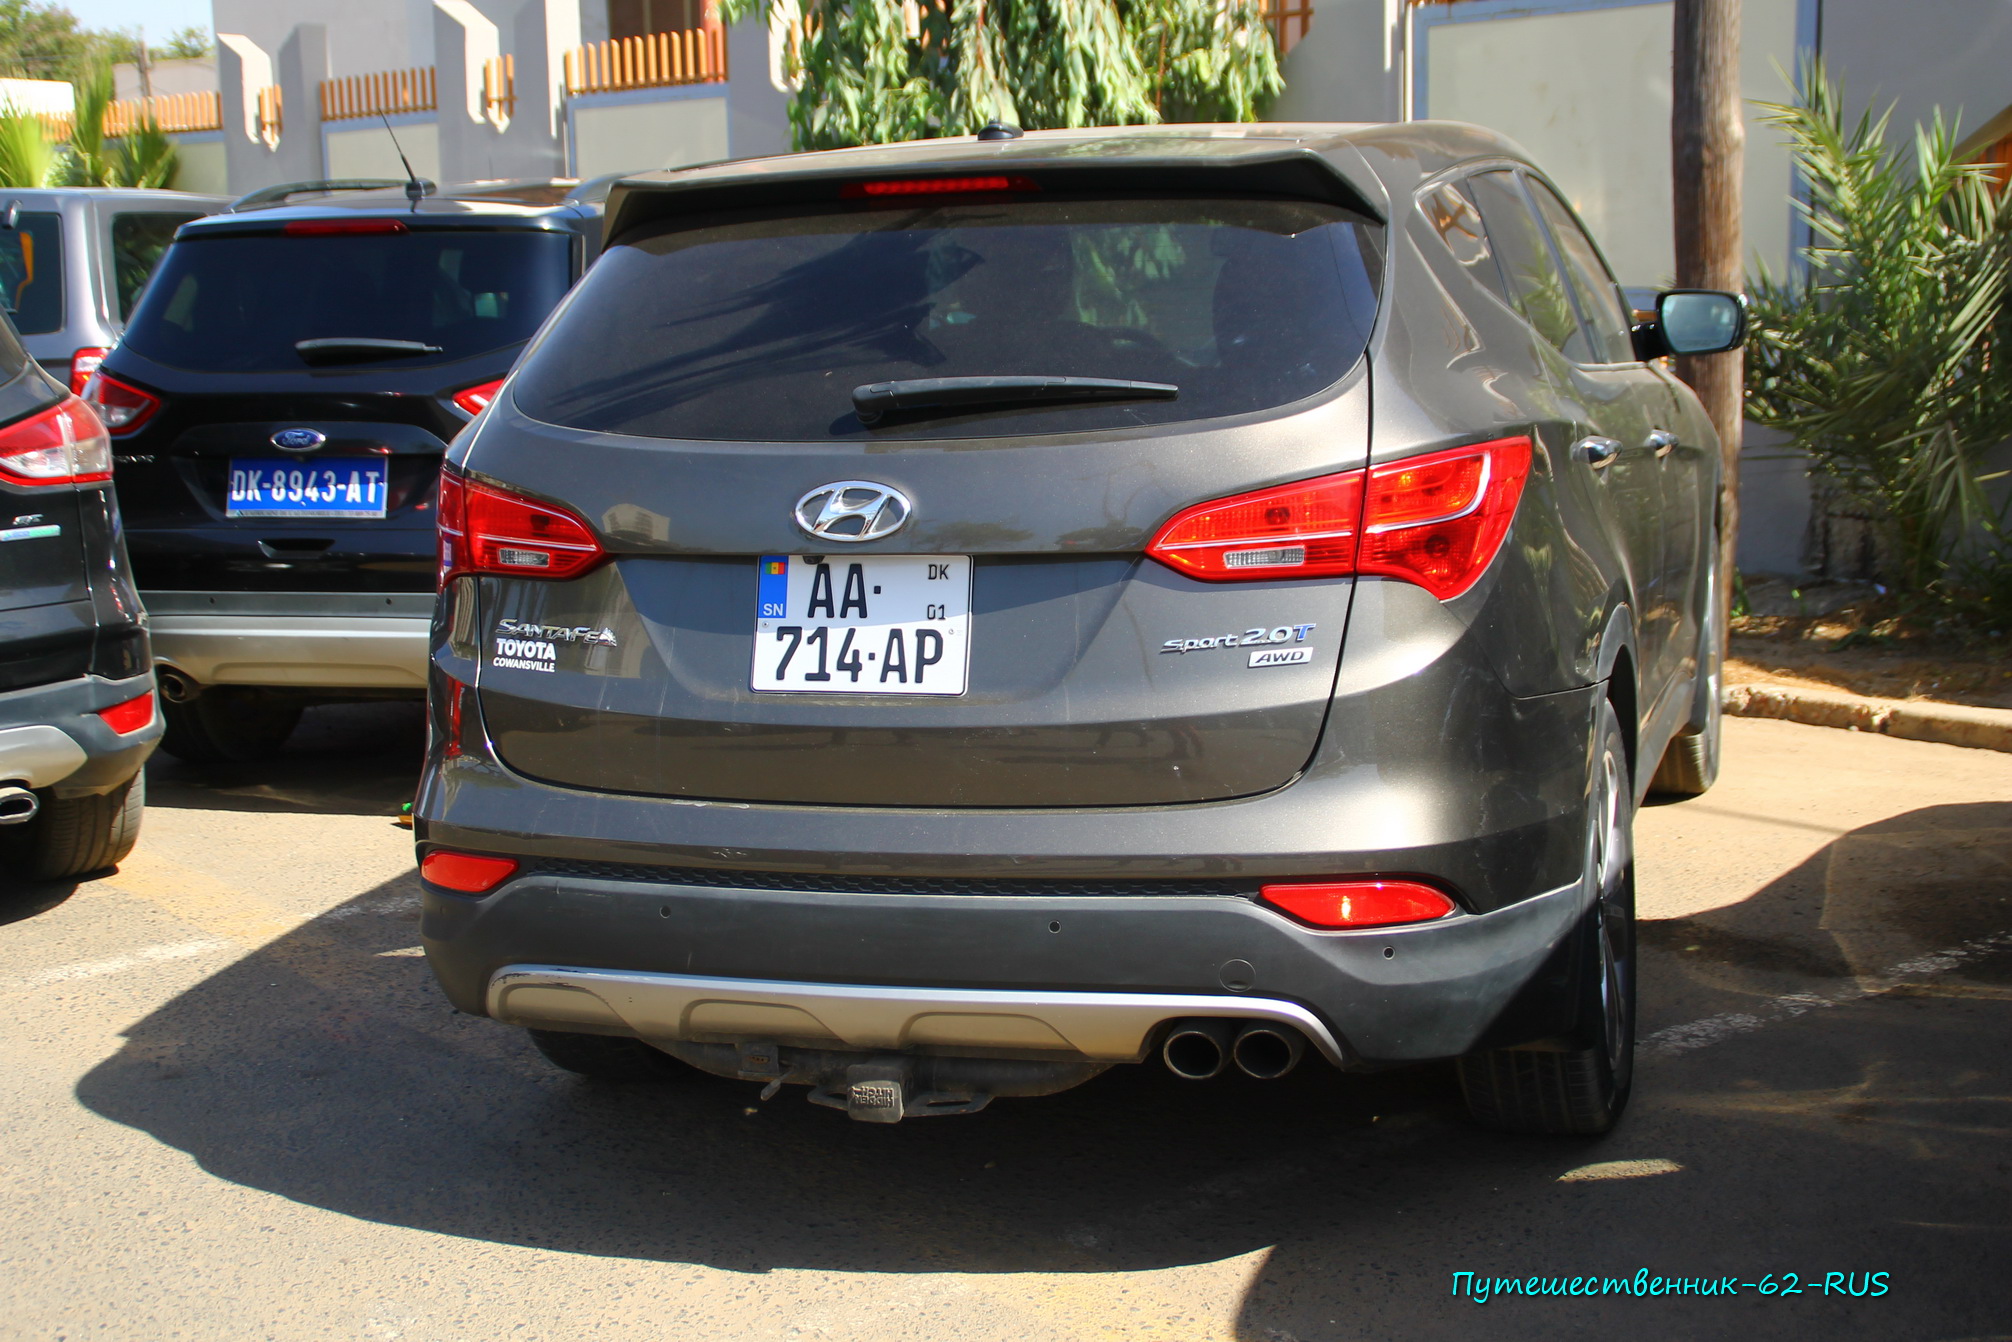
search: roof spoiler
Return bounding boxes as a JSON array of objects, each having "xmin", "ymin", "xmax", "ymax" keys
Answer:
[
  {"xmin": 228, "ymin": 178, "xmax": 439, "ymax": 212},
  {"xmin": 602, "ymin": 148, "xmax": 1384, "ymax": 246}
]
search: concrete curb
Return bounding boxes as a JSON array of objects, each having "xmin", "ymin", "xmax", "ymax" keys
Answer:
[{"xmin": 1724, "ymin": 683, "xmax": 2012, "ymax": 754}]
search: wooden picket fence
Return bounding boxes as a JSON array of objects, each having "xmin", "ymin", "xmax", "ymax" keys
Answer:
[
  {"xmin": 319, "ymin": 65, "xmax": 437, "ymax": 122},
  {"xmin": 35, "ymin": 90, "xmax": 224, "ymax": 142},
  {"xmin": 563, "ymin": 28, "xmax": 728, "ymax": 95},
  {"xmin": 1261, "ymin": 0, "xmax": 1315, "ymax": 56}
]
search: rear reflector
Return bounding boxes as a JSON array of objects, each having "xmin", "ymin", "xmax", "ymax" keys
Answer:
[
  {"xmin": 79, "ymin": 371, "xmax": 162, "ymax": 435},
  {"xmin": 69, "ymin": 347, "xmax": 108, "ymax": 395},
  {"xmin": 421, "ymin": 850, "xmax": 520, "ymax": 894},
  {"xmin": 95, "ymin": 692, "xmax": 156, "ymax": 735},
  {"xmin": 282, "ymin": 218, "xmax": 409, "ymax": 235},
  {"xmin": 1259, "ymin": 879, "xmax": 1458, "ymax": 929},
  {"xmin": 437, "ymin": 469, "xmax": 607, "ymax": 585},
  {"xmin": 452, "ymin": 378, "xmax": 504, "ymax": 416},
  {"xmin": 841, "ymin": 175, "xmax": 1037, "ymax": 198},
  {"xmin": 1144, "ymin": 436, "xmax": 1532, "ymax": 600},
  {"xmin": 0, "ymin": 396, "xmax": 113, "ymax": 486}
]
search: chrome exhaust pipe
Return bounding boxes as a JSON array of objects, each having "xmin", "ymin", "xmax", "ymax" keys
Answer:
[
  {"xmin": 1161, "ymin": 1019, "xmax": 1236, "ymax": 1080},
  {"xmin": 1231, "ymin": 1023, "xmax": 1306, "ymax": 1080},
  {"xmin": 0, "ymin": 786, "xmax": 40, "ymax": 826},
  {"xmin": 155, "ymin": 668, "xmax": 199, "ymax": 704}
]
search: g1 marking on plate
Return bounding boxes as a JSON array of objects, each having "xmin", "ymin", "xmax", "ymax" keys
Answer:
[{"xmin": 1250, "ymin": 647, "xmax": 1312, "ymax": 668}]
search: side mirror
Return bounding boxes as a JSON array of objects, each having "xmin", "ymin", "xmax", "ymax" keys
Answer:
[{"xmin": 1632, "ymin": 289, "xmax": 1747, "ymax": 359}]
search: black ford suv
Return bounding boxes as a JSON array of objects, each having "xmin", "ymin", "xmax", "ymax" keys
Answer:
[
  {"xmin": 84, "ymin": 182, "xmax": 602, "ymax": 762},
  {"xmin": 0, "ymin": 312, "xmax": 158, "ymax": 881}
]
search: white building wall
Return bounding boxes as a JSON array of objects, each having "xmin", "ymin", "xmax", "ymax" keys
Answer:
[
  {"xmin": 170, "ymin": 136, "xmax": 231, "ymax": 195},
  {"xmin": 1820, "ymin": 0, "xmax": 2012, "ymax": 147},
  {"xmin": 1416, "ymin": 0, "xmax": 1801, "ymax": 290},
  {"xmin": 572, "ymin": 92, "xmax": 728, "ymax": 176},
  {"xmin": 325, "ymin": 121, "xmax": 443, "ymax": 182}
]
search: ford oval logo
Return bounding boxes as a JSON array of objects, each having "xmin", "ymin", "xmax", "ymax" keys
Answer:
[
  {"xmin": 793, "ymin": 481, "xmax": 911, "ymax": 542},
  {"xmin": 271, "ymin": 428, "xmax": 326, "ymax": 452}
]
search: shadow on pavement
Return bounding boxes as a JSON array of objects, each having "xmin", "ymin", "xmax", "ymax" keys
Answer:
[
  {"xmin": 70, "ymin": 803, "xmax": 2012, "ymax": 1340},
  {"xmin": 145, "ymin": 700, "xmax": 424, "ymax": 817},
  {"xmin": 0, "ymin": 873, "xmax": 80, "ymax": 925}
]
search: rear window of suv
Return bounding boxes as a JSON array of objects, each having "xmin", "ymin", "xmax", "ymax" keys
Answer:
[
  {"xmin": 513, "ymin": 196, "xmax": 1381, "ymax": 441},
  {"xmin": 121, "ymin": 228, "xmax": 572, "ymax": 372}
]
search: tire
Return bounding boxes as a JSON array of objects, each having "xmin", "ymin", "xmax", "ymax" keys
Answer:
[
  {"xmin": 1458, "ymin": 697, "xmax": 1636, "ymax": 1135},
  {"xmin": 159, "ymin": 690, "xmax": 303, "ymax": 765},
  {"xmin": 528, "ymin": 1028, "xmax": 684, "ymax": 1082},
  {"xmin": 19, "ymin": 771, "xmax": 145, "ymax": 880}
]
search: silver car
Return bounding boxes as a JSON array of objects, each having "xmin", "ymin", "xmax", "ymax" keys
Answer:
[{"xmin": 0, "ymin": 187, "xmax": 228, "ymax": 395}]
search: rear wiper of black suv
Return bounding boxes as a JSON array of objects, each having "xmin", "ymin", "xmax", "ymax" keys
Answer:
[
  {"xmin": 295, "ymin": 337, "xmax": 444, "ymax": 365},
  {"xmin": 852, "ymin": 375, "xmax": 1177, "ymax": 424}
]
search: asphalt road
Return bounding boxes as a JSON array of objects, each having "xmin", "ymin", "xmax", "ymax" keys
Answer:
[{"xmin": 2, "ymin": 711, "xmax": 2008, "ymax": 1342}]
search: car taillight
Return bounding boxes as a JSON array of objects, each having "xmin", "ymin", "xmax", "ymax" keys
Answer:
[
  {"xmin": 1144, "ymin": 436, "xmax": 1532, "ymax": 600},
  {"xmin": 840, "ymin": 175, "xmax": 1037, "ymax": 198},
  {"xmin": 69, "ymin": 347, "xmax": 108, "ymax": 395},
  {"xmin": 283, "ymin": 218, "xmax": 408, "ymax": 235},
  {"xmin": 452, "ymin": 378, "xmax": 504, "ymax": 416},
  {"xmin": 0, "ymin": 396, "xmax": 113, "ymax": 486},
  {"xmin": 1145, "ymin": 470, "xmax": 1364, "ymax": 580},
  {"xmin": 420, "ymin": 849, "xmax": 519, "ymax": 894},
  {"xmin": 1259, "ymin": 879, "xmax": 1458, "ymax": 929},
  {"xmin": 1358, "ymin": 437, "xmax": 1532, "ymax": 600},
  {"xmin": 436, "ymin": 468, "xmax": 606, "ymax": 585},
  {"xmin": 95, "ymin": 692, "xmax": 156, "ymax": 735},
  {"xmin": 79, "ymin": 371, "xmax": 162, "ymax": 435}
]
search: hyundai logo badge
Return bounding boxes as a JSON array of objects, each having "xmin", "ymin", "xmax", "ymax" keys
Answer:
[
  {"xmin": 271, "ymin": 428, "xmax": 326, "ymax": 452},
  {"xmin": 793, "ymin": 481, "xmax": 912, "ymax": 542}
]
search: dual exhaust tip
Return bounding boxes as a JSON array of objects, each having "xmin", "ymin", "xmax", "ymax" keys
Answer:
[
  {"xmin": 0, "ymin": 785, "xmax": 40, "ymax": 826},
  {"xmin": 1161, "ymin": 1018, "xmax": 1307, "ymax": 1081}
]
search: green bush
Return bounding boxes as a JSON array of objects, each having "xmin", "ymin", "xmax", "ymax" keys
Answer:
[{"xmin": 1746, "ymin": 62, "xmax": 2012, "ymax": 615}]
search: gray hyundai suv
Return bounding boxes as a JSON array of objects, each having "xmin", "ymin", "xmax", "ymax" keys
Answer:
[{"xmin": 413, "ymin": 123, "xmax": 1745, "ymax": 1134}]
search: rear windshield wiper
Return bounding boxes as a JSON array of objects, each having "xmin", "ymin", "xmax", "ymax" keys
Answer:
[
  {"xmin": 852, "ymin": 375, "xmax": 1178, "ymax": 424},
  {"xmin": 295, "ymin": 337, "xmax": 443, "ymax": 365}
]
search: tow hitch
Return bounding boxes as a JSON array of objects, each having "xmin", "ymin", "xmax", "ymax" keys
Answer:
[{"xmin": 657, "ymin": 1040, "xmax": 1104, "ymax": 1123}]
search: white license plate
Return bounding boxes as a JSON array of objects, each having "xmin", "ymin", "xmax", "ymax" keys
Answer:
[{"xmin": 752, "ymin": 554, "xmax": 970, "ymax": 695}]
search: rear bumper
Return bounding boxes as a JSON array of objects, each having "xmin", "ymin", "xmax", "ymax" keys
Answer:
[
  {"xmin": 424, "ymin": 869, "xmax": 1587, "ymax": 1066},
  {"xmin": 0, "ymin": 671, "xmax": 160, "ymax": 795},
  {"xmin": 144, "ymin": 591, "xmax": 433, "ymax": 690},
  {"xmin": 488, "ymin": 964, "xmax": 1350, "ymax": 1065}
]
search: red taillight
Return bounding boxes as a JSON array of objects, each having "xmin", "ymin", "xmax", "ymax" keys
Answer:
[
  {"xmin": 452, "ymin": 378, "xmax": 504, "ymax": 417},
  {"xmin": 282, "ymin": 218, "xmax": 408, "ymax": 236},
  {"xmin": 840, "ymin": 175, "xmax": 1037, "ymax": 198},
  {"xmin": 1145, "ymin": 470, "xmax": 1364, "ymax": 581},
  {"xmin": 1259, "ymin": 879, "xmax": 1458, "ymax": 929},
  {"xmin": 1358, "ymin": 438, "xmax": 1532, "ymax": 600},
  {"xmin": 69, "ymin": 347, "xmax": 108, "ymax": 395},
  {"xmin": 0, "ymin": 396, "xmax": 113, "ymax": 486},
  {"xmin": 1144, "ymin": 436, "xmax": 1532, "ymax": 600},
  {"xmin": 421, "ymin": 849, "xmax": 519, "ymax": 894},
  {"xmin": 436, "ymin": 468, "xmax": 606, "ymax": 585},
  {"xmin": 95, "ymin": 691, "xmax": 156, "ymax": 735},
  {"xmin": 79, "ymin": 371, "xmax": 161, "ymax": 435}
]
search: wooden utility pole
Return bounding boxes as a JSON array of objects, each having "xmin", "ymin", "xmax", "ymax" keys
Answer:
[{"xmin": 1672, "ymin": 0, "xmax": 1743, "ymax": 598}]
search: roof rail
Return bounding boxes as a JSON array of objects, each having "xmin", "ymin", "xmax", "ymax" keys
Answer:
[{"xmin": 228, "ymin": 178, "xmax": 438, "ymax": 212}]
